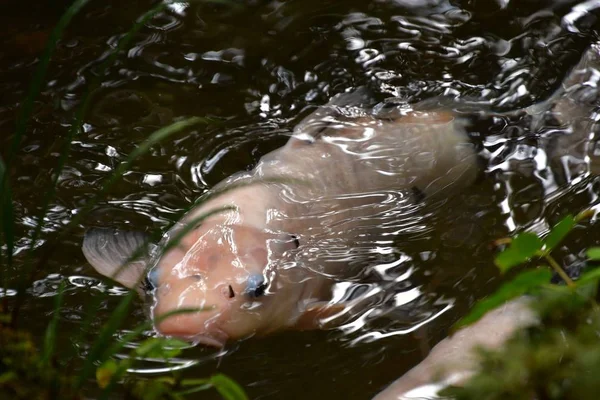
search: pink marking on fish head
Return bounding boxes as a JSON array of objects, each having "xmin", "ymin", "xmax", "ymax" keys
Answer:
[{"xmin": 149, "ymin": 221, "xmax": 295, "ymax": 347}]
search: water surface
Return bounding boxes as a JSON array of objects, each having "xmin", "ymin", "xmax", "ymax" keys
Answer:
[{"xmin": 2, "ymin": 0, "xmax": 600, "ymax": 398}]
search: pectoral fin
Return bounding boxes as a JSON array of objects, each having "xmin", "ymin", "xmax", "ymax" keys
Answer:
[
  {"xmin": 82, "ymin": 228, "xmax": 151, "ymax": 292},
  {"xmin": 293, "ymin": 302, "xmax": 348, "ymax": 330}
]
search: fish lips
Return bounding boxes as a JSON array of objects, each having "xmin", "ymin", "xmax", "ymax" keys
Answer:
[
  {"xmin": 192, "ymin": 330, "xmax": 229, "ymax": 348},
  {"xmin": 164, "ymin": 327, "xmax": 230, "ymax": 348}
]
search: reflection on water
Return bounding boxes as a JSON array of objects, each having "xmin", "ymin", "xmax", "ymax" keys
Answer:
[{"xmin": 3, "ymin": 0, "xmax": 600, "ymax": 399}]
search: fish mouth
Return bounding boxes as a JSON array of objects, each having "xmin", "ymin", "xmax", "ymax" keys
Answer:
[
  {"xmin": 192, "ymin": 332, "xmax": 228, "ymax": 348},
  {"xmin": 162, "ymin": 327, "xmax": 229, "ymax": 348}
]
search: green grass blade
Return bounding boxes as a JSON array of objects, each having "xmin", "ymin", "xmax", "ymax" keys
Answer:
[
  {"xmin": 96, "ymin": 308, "xmax": 203, "ymax": 400},
  {"xmin": 543, "ymin": 215, "xmax": 575, "ymax": 253},
  {"xmin": 0, "ymin": 156, "xmax": 14, "ymax": 306},
  {"xmin": 56, "ymin": 116, "xmax": 206, "ymax": 244},
  {"xmin": 41, "ymin": 281, "xmax": 66, "ymax": 366},
  {"xmin": 210, "ymin": 374, "xmax": 249, "ymax": 400},
  {"xmin": 101, "ymin": 307, "xmax": 203, "ymax": 363},
  {"xmin": 75, "ymin": 291, "xmax": 136, "ymax": 388},
  {"xmin": 76, "ymin": 298, "xmax": 203, "ymax": 389},
  {"xmin": 176, "ymin": 381, "xmax": 213, "ymax": 396}
]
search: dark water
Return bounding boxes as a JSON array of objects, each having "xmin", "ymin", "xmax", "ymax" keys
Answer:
[{"xmin": 3, "ymin": 0, "xmax": 600, "ymax": 399}]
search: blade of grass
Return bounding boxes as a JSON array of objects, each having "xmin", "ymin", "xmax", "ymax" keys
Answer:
[
  {"xmin": 76, "ymin": 298, "xmax": 204, "ymax": 388},
  {"xmin": 101, "ymin": 307, "xmax": 205, "ymax": 364},
  {"xmin": 176, "ymin": 381, "xmax": 213, "ymax": 396},
  {"xmin": 543, "ymin": 215, "xmax": 575, "ymax": 253},
  {"xmin": 95, "ymin": 308, "xmax": 204, "ymax": 400},
  {"xmin": 41, "ymin": 281, "xmax": 66, "ymax": 366},
  {"xmin": 75, "ymin": 291, "xmax": 136, "ymax": 388},
  {"xmin": 0, "ymin": 156, "xmax": 13, "ymax": 311},
  {"xmin": 210, "ymin": 374, "xmax": 249, "ymax": 400}
]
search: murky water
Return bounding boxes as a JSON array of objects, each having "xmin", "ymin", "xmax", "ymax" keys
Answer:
[{"xmin": 3, "ymin": 0, "xmax": 600, "ymax": 399}]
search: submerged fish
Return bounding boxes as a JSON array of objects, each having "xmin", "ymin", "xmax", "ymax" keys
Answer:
[
  {"xmin": 373, "ymin": 42, "xmax": 600, "ymax": 400},
  {"xmin": 83, "ymin": 87, "xmax": 479, "ymax": 346}
]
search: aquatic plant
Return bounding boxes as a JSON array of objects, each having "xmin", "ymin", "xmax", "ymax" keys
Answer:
[
  {"xmin": 442, "ymin": 210, "xmax": 600, "ymax": 399},
  {"xmin": 0, "ymin": 0, "xmax": 247, "ymax": 399}
]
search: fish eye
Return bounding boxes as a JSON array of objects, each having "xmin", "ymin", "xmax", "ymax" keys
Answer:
[
  {"xmin": 145, "ymin": 267, "xmax": 160, "ymax": 290},
  {"xmin": 245, "ymin": 274, "xmax": 267, "ymax": 298}
]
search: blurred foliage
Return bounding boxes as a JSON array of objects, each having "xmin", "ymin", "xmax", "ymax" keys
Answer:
[
  {"xmin": 443, "ymin": 284, "xmax": 600, "ymax": 400},
  {"xmin": 0, "ymin": 313, "xmax": 81, "ymax": 400},
  {"xmin": 0, "ymin": 309, "xmax": 246, "ymax": 400},
  {"xmin": 443, "ymin": 210, "xmax": 600, "ymax": 399}
]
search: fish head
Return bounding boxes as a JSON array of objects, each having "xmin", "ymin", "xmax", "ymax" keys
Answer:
[
  {"xmin": 149, "ymin": 221, "xmax": 297, "ymax": 346},
  {"xmin": 82, "ymin": 221, "xmax": 299, "ymax": 348}
]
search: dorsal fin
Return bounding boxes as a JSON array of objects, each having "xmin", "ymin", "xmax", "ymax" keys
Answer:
[{"xmin": 82, "ymin": 228, "xmax": 151, "ymax": 291}]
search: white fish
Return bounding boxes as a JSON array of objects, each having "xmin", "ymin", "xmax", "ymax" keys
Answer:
[{"xmin": 82, "ymin": 88, "xmax": 478, "ymax": 347}]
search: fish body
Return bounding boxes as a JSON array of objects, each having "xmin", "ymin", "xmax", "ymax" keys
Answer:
[{"xmin": 83, "ymin": 91, "xmax": 478, "ymax": 346}]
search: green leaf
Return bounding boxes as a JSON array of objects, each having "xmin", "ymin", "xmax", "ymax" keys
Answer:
[
  {"xmin": 0, "ymin": 155, "xmax": 14, "ymax": 297},
  {"xmin": 210, "ymin": 374, "xmax": 249, "ymax": 400},
  {"xmin": 586, "ymin": 247, "xmax": 600, "ymax": 261},
  {"xmin": 494, "ymin": 232, "xmax": 543, "ymax": 273},
  {"xmin": 577, "ymin": 266, "xmax": 600, "ymax": 286},
  {"xmin": 544, "ymin": 215, "xmax": 575, "ymax": 252},
  {"xmin": 453, "ymin": 268, "xmax": 552, "ymax": 330}
]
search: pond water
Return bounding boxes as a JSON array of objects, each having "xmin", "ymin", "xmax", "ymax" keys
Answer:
[{"xmin": 3, "ymin": 0, "xmax": 600, "ymax": 399}]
